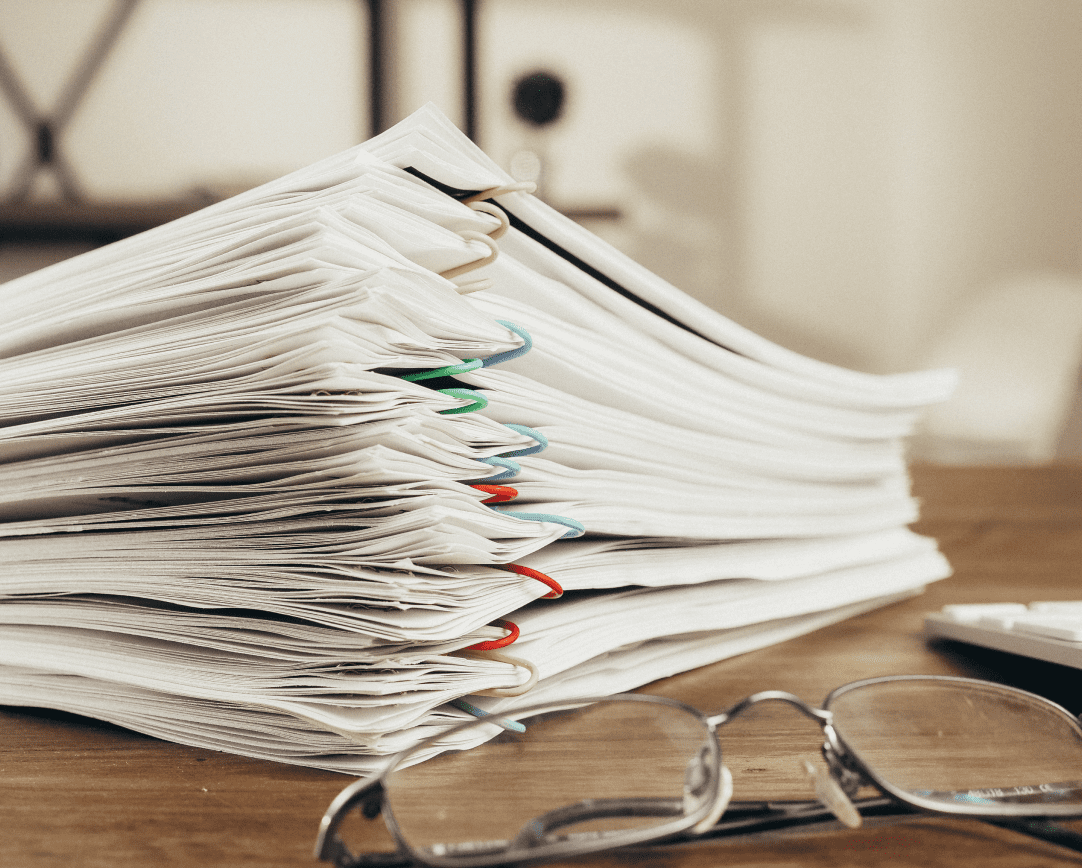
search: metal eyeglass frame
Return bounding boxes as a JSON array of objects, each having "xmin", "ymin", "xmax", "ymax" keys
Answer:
[{"xmin": 315, "ymin": 675, "xmax": 1082, "ymax": 867}]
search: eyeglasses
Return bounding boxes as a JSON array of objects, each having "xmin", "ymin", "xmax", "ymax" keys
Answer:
[{"xmin": 315, "ymin": 675, "xmax": 1082, "ymax": 867}]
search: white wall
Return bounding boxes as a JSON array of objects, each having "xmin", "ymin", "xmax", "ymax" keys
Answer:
[
  {"xmin": 388, "ymin": 0, "xmax": 1082, "ymax": 379},
  {"xmin": 3, "ymin": 0, "xmax": 1082, "ymax": 432},
  {"xmin": 0, "ymin": 0, "xmax": 365, "ymax": 200}
]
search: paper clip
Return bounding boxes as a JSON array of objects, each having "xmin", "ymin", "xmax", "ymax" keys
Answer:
[
  {"xmin": 465, "ymin": 427, "xmax": 543, "ymax": 483},
  {"xmin": 400, "ymin": 359, "xmax": 483, "ymax": 382},
  {"xmin": 500, "ymin": 423, "xmax": 547, "ymax": 457},
  {"xmin": 472, "ymin": 456, "xmax": 521, "ymax": 482},
  {"xmin": 467, "ymin": 618, "xmax": 519, "ymax": 650},
  {"xmin": 454, "ymin": 277, "xmax": 494, "ymax": 295},
  {"xmin": 462, "ymin": 649, "xmax": 540, "ymax": 698},
  {"xmin": 468, "ymin": 200, "xmax": 510, "ymax": 240},
  {"xmin": 449, "ymin": 698, "xmax": 526, "ymax": 733},
  {"xmin": 471, "ymin": 484, "xmax": 518, "ymax": 504},
  {"xmin": 439, "ymin": 230, "xmax": 500, "ymax": 280},
  {"xmin": 490, "ymin": 508, "xmax": 586, "ymax": 539},
  {"xmin": 462, "ymin": 181, "xmax": 537, "ymax": 204},
  {"xmin": 495, "ymin": 563, "xmax": 563, "ymax": 599},
  {"xmin": 437, "ymin": 387, "xmax": 488, "ymax": 414},
  {"xmin": 482, "ymin": 321, "xmax": 532, "ymax": 367}
]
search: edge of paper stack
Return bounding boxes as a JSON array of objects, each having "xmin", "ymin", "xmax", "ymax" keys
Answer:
[{"xmin": 0, "ymin": 106, "xmax": 955, "ymax": 773}]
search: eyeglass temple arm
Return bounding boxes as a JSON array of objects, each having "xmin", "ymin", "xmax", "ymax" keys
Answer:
[
  {"xmin": 509, "ymin": 797, "xmax": 686, "ymax": 849},
  {"xmin": 694, "ymin": 798, "xmax": 1082, "ymax": 855},
  {"xmin": 690, "ymin": 796, "xmax": 915, "ymax": 840}
]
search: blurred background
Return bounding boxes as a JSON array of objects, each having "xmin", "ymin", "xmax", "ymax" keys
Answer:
[{"xmin": 2, "ymin": 0, "xmax": 1081, "ymax": 463}]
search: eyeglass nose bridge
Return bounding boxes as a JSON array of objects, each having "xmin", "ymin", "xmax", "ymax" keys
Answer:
[
  {"xmin": 706, "ymin": 690, "xmax": 833, "ymax": 729},
  {"xmin": 705, "ymin": 692, "xmax": 868, "ymax": 794}
]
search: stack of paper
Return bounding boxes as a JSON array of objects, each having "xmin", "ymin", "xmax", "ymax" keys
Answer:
[{"xmin": 0, "ymin": 107, "xmax": 952, "ymax": 773}]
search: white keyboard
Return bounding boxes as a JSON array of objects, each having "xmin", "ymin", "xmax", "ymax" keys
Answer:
[{"xmin": 925, "ymin": 602, "xmax": 1082, "ymax": 671}]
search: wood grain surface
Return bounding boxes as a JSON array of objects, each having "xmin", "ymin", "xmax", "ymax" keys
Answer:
[{"xmin": 4, "ymin": 465, "xmax": 1082, "ymax": 867}]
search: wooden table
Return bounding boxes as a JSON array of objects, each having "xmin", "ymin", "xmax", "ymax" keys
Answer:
[{"xmin": 4, "ymin": 465, "xmax": 1082, "ymax": 867}]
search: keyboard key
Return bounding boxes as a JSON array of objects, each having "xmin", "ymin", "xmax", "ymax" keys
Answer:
[
  {"xmin": 1011, "ymin": 615, "xmax": 1082, "ymax": 643},
  {"xmin": 940, "ymin": 603, "xmax": 1028, "ymax": 623},
  {"xmin": 1029, "ymin": 601, "xmax": 1082, "ymax": 614},
  {"xmin": 925, "ymin": 601, "xmax": 1082, "ymax": 670},
  {"xmin": 977, "ymin": 614, "xmax": 1023, "ymax": 630}
]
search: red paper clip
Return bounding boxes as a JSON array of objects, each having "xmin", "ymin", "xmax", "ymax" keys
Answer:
[
  {"xmin": 467, "ymin": 618, "xmax": 519, "ymax": 650},
  {"xmin": 496, "ymin": 563, "xmax": 563, "ymax": 599},
  {"xmin": 471, "ymin": 484, "xmax": 518, "ymax": 504}
]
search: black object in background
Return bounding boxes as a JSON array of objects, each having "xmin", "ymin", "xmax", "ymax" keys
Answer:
[
  {"xmin": 512, "ymin": 71, "xmax": 566, "ymax": 127},
  {"xmin": 928, "ymin": 637, "xmax": 1082, "ymax": 716}
]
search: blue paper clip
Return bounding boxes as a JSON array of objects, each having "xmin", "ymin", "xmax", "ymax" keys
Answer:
[
  {"xmin": 500, "ymin": 424, "xmax": 548, "ymax": 457},
  {"xmin": 471, "ymin": 456, "xmax": 521, "ymax": 482},
  {"xmin": 450, "ymin": 698, "xmax": 526, "ymax": 733},
  {"xmin": 482, "ymin": 321, "xmax": 533, "ymax": 367},
  {"xmin": 490, "ymin": 508, "xmax": 585, "ymax": 539}
]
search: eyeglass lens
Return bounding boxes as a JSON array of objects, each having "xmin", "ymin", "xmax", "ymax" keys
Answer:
[
  {"xmin": 380, "ymin": 699, "xmax": 715, "ymax": 863},
  {"xmin": 827, "ymin": 679, "xmax": 1082, "ymax": 809}
]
